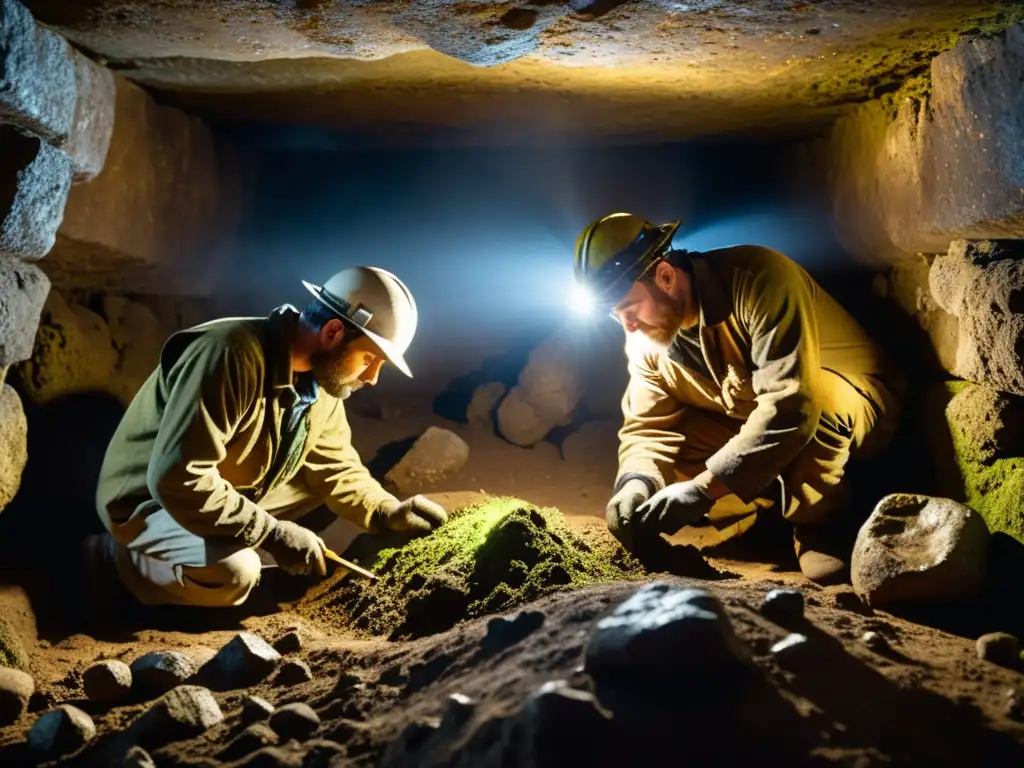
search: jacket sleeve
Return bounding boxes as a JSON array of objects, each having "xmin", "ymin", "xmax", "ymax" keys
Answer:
[
  {"xmin": 302, "ymin": 397, "xmax": 399, "ymax": 529},
  {"xmin": 147, "ymin": 333, "xmax": 278, "ymax": 548},
  {"xmin": 704, "ymin": 256, "xmax": 823, "ymax": 502},
  {"xmin": 617, "ymin": 349, "xmax": 688, "ymax": 490}
]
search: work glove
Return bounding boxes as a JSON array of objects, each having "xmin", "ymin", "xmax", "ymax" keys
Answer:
[
  {"xmin": 263, "ymin": 520, "xmax": 327, "ymax": 577},
  {"xmin": 605, "ymin": 477, "xmax": 655, "ymax": 552},
  {"xmin": 373, "ymin": 496, "xmax": 448, "ymax": 535},
  {"xmin": 634, "ymin": 479, "xmax": 714, "ymax": 540}
]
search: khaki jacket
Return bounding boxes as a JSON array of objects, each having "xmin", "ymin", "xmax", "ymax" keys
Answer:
[
  {"xmin": 96, "ymin": 306, "xmax": 397, "ymax": 549},
  {"xmin": 618, "ymin": 245, "xmax": 893, "ymax": 503}
]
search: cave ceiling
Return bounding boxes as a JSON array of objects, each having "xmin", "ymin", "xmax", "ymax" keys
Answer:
[{"xmin": 21, "ymin": 0, "xmax": 1024, "ymax": 146}]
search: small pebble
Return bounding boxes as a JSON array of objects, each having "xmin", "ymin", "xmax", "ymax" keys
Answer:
[
  {"xmin": 130, "ymin": 651, "xmax": 196, "ymax": 695},
  {"xmin": 269, "ymin": 702, "xmax": 320, "ymax": 740},
  {"xmin": 219, "ymin": 722, "xmax": 279, "ymax": 761},
  {"xmin": 275, "ymin": 659, "xmax": 313, "ymax": 686},
  {"xmin": 122, "ymin": 745, "xmax": 156, "ymax": 767},
  {"xmin": 832, "ymin": 590, "xmax": 873, "ymax": 616},
  {"xmin": 83, "ymin": 660, "xmax": 133, "ymax": 703},
  {"xmin": 241, "ymin": 695, "xmax": 275, "ymax": 724},
  {"xmin": 976, "ymin": 633, "xmax": 1020, "ymax": 670},
  {"xmin": 28, "ymin": 705, "xmax": 96, "ymax": 758},
  {"xmin": 1004, "ymin": 688, "xmax": 1024, "ymax": 722},
  {"xmin": 0, "ymin": 668, "xmax": 34, "ymax": 726},
  {"xmin": 441, "ymin": 693, "xmax": 476, "ymax": 729},
  {"xmin": 760, "ymin": 589, "xmax": 804, "ymax": 625},
  {"xmin": 272, "ymin": 631, "xmax": 303, "ymax": 655},
  {"xmin": 861, "ymin": 631, "xmax": 889, "ymax": 653},
  {"xmin": 770, "ymin": 633, "xmax": 813, "ymax": 669}
]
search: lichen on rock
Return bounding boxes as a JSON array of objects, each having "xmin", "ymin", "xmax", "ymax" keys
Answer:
[
  {"xmin": 0, "ymin": 616, "xmax": 28, "ymax": 671},
  {"xmin": 295, "ymin": 497, "xmax": 646, "ymax": 640}
]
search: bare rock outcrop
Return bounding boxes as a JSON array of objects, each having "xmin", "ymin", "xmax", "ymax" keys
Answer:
[
  {"xmin": 385, "ymin": 427, "xmax": 469, "ymax": 496},
  {"xmin": 0, "ymin": 127, "xmax": 72, "ymax": 260},
  {"xmin": 851, "ymin": 494, "xmax": 990, "ymax": 609}
]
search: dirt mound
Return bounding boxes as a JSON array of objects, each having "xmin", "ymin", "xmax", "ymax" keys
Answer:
[{"xmin": 294, "ymin": 498, "xmax": 649, "ymax": 640}]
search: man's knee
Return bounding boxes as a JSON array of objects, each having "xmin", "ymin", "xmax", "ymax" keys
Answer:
[
  {"xmin": 219, "ymin": 548, "xmax": 262, "ymax": 592},
  {"xmin": 177, "ymin": 548, "xmax": 262, "ymax": 608}
]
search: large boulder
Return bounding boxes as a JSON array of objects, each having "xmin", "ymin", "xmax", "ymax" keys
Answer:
[
  {"xmin": 851, "ymin": 494, "xmax": 990, "ymax": 609},
  {"xmin": 0, "ymin": 384, "xmax": 28, "ymax": 511},
  {"xmin": 0, "ymin": 0, "xmax": 76, "ymax": 144},
  {"xmin": 828, "ymin": 23, "xmax": 1024, "ymax": 267},
  {"xmin": 929, "ymin": 240, "xmax": 1024, "ymax": 395},
  {"xmin": 0, "ymin": 126, "xmax": 73, "ymax": 260}
]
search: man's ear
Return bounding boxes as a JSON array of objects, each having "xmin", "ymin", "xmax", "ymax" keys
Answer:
[
  {"xmin": 654, "ymin": 260, "xmax": 675, "ymax": 291},
  {"xmin": 320, "ymin": 318, "xmax": 346, "ymax": 349}
]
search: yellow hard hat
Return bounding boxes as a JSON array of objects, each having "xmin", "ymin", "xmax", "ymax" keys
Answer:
[{"xmin": 573, "ymin": 212, "xmax": 680, "ymax": 308}]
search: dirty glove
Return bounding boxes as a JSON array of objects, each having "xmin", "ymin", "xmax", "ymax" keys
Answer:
[
  {"xmin": 263, "ymin": 520, "xmax": 327, "ymax": 577},
  {"xmin": 635, "ymin": 479, "xmax": 714, "ymax": 539},
  {"xmin": 374, "ymin": 496, "xmax": 448, "ymax": 535},
  {"xmin": 605, "ymin": 476, "xmax": 656, "ymax": 552}
]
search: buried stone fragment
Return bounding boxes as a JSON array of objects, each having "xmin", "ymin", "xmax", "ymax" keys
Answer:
[
  {"xmin": 27, "ymin": 705, "xmax": 96, "ymax": 759},
  {"xmin": 219, "ymin": 723, "xmax": 279, "ymax": 762},
  {"xmin": 213, "ymin": 632, "xmax": 282, "ymax": 684},
  {"xmin": 132, "ymin": 685, "xmax": 224, "ymax": 749},
  {"xmin": 272, "ymin": 630, "xmax": 303, "ymax": 655},
  {"xmin": 83, "ymin": 659, "xmax": 133, "ymax": 703},
  {"xmin": 121, "ymin": 745, "xmax": 155, "ymax": 768},
  {"xmin": 268, "ymin": 702, "xmax": 320, "ymax": 740},
  {"xmin": 760, "ymin": 589, "xmax": 804, "ymax": 626},
  {"xmin": 584, "ymin": 583, "xmax": 751, "ymax": 681},
  {"xmin": 0, "ymin": 667, "xmax": 34, "ymax": 726},
  {"xmin": 976, "ymin": 633, "xmax": 1021, "ymax": 670},
  {"xmin": 241, "ymin": 694, "xmax": 275, "ymax": 725},
  {"xmin": 129, "ymin": 651, "xmax": 196, "ymax": 696},
  {"xmin": 274, "ymin": 659, "xmax": 314, "ymax": 686},
  {"xmin": 481, "ymin": 610, "xmax": 546, "ymax": 653}
]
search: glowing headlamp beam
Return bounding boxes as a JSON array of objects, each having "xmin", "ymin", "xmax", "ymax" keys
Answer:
[{"xmin": 568, "ymin": 283, "xmax": 597, "ymax": 317}]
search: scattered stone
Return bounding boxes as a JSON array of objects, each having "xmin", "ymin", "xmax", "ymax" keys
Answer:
[
  {"xmin": 0, "ymin": 667, "xmax": 34, "ymax": 726},
  {"xmin": 0, "ymin": 127, "xmax": 73, "ymax": 259},
  {"xmin": 467, "ymin": 382, "xmax": 506, "ymax": 427},
  {"xmin": 440, "ymin": 693, "xmax": 476, "ymax": 730},
  {"xmin": 274, "ymin": 659, "xmax": 313, "ymax": 686},
  {"xmin": 481, "ymin": 610, "xmax": 546, "ymax": 653},
  {"xmin": 213, "ymin": 632, "xmax": 281, "ymax": 685},
  {"xmin": 0, "ymin": 0, "xmax": 76, "ymax": 143},
  {"xmin": 0, "ymin": 384, "xmax": 27, "ymax": 511},
  {"xmin": 851, "ymin": 494, "xmax": 989, "ymax": 609},
  {"xmin": 1004, "ymin": 688, "xmax": 1024, "ymax": 722},
  {"xmin": 385, "ymin": 426, "xmax": 470, "ymax": 495},
  {"xmin": 976, "ymin": 633, "xmax": 1021, "ymax": 670},
  {"xmin": 219, "ymin": 722, "xmax": 279, "ymax": 761},
  {"xmin": 760, "ymin": 589, "xmax": 804, "ymax": 626},
  {"xmin": 508, "ymin": 680, "xmax": 611, "ymax": 763},
  {"xmin": 268, "ymin": 702, "xmax": 320, "ymax": 741},
  {"xmin": 861, "ymin": 632, "xmax": 889, "ymax": 654},
  {"xmin": 272, "ymin": 631, "xmax": 302, "ymax": 655},
  {"xmin": 121, "ymin": 746, "xmax": 155, "ymax": 768},
  {"xmin": 771, "ymin": 633, "xmax": 813, "ymax": 669},
  {"xmin": 83, "ymin": 659, "xmax": 133, "ymax": 703},
  {"xmin": 584, "ymin": 583, "xmax": 750, "ymax": 682},
  {"xmin": 129, "ymin": 651, "xmax": 197, "ymax": 696},
  {"xmin": 132, "ymin": 685, "xmax": 224, "ymax": 749},
  {"xmin": 831, "ymin": 590, "xmax": 874, "ymax": 616},
  {"xmin": 0, "ymin": 612, "xmax": 28, "ymax": 672},
  {"xmin": 27, "ymin": 705, "xmax": 95, "ymax": 759},
  {"xmin": 241, "ymin": 695, "xmax": 275, "ymax": 725}
]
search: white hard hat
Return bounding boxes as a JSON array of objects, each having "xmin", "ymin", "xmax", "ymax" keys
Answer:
[{"xmin": 302, "ymin": 266, "xmax": 418, "ymax": 377}]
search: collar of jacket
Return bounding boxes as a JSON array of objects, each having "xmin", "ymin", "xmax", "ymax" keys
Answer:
[
  {"xmin": 266, "ymin": 304, "xmax": 301, "ymax": 391},
  {"xmin": 688, "ymin": 251, "xmax": 731, "ymax": 328}
]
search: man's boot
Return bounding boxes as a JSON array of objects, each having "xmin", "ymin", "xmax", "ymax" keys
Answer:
[
  {"xmin": 792, "ymin": 524, "xmax": 850, "ymax": 586},
  {"xmin": 79, "ymin": 533, "xmax": 138, "ymax": 635}
]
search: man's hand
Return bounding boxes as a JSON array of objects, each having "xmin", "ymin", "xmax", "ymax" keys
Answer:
[
  {"xmin": 375, "ymin": 496, "xmax": 448, "ymax": 535},
  {"xmin": 635, "ymin": 479, "xmax": 714, "ymax": 538},
  {"xmin": 263, "ymin": 520, "xmax": 327, "ymax": 577},
  {"xmin": 605, "ymin": 478, "xmax": 654, "ymax": 552}
]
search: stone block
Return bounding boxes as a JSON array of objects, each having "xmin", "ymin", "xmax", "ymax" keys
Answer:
[
  {"xmin": 828, "ymin": 23, "xmax": 1024, "ymax": 266},
  {"xmin": 929, "ymin": 239, "xmax": 1024, "ymax": 395},
  {"xmin": 0, "ymin": 126, "xmax": 73, "ymax": 260},
  {"xmin": 65, "ymin": 49, "xmax": 116, "ymax": 183},
  {"xmin": 0, "ymin": 384, "xmax": 27, "ymax": 511},
  {"xmin": 385, "ymin": 426, "xmax": 469, "ymax": 495},
  {"xmin": 44, "ymin": 75, "xmax": 251, "ymax": 294},
  {"xmin": 0, "ymin": 256, "xmax": 49, "ymax": 366},
  {"xmin": 0, "ymin": 0, "xmax": 75, "ymax": 144}
]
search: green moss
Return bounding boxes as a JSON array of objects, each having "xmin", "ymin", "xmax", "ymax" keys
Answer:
[
  {"xmin": 0, "ymin": 617, "xmax": 28, "ymax": 671},
  {"xmin": 945, "ymin": 382, "xmax": 1024, "ymax": 544},
  {"xmin": 297, "ymin": 497, "xmax": 648, "ymax": 640}
]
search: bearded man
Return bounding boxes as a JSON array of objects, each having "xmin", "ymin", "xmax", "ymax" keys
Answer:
[
  {"xmin": 84, "ymin": 266, "xmax": 448, "ymax": 609},
  {"xmin": 572, "ymin": 213, "xmax": 903, "ymax": 584}
]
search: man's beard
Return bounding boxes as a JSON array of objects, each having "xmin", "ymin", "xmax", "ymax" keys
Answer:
[
  {"xmin": 310, "ymin": 348, "xmax": 363, "ymax": 399},
  {"xmin": 632, "ymin": 288, "xmax": 688, "ymax": 355}
]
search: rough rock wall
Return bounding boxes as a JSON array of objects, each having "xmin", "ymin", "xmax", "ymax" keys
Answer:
[
  {"xmin": 0, "ymin": 0, "xmax": 249, "ymax": 517},
  {"xmin": 828, "ymin": 22, "xmax": 1024, "ymax": 268}
]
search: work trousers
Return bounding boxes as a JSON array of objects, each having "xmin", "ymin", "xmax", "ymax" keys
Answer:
[
  {"xmin": 111, "ymin": 478, "xmax": 363, "ymax": 608},
  {"xmin": 674, "ymin": 370, "xmax": 899, "ymax": 534}
]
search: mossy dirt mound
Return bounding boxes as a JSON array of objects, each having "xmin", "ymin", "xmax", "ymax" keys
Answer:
[{"xmin": 295, "ymin": 497, "xmax": 717, "ymax": 640}]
